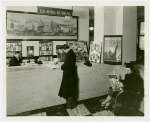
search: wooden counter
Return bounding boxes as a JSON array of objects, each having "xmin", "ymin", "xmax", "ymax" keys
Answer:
[{"xmin": 6, "ymin": 62, "xmax": 115, "ymax": 115}]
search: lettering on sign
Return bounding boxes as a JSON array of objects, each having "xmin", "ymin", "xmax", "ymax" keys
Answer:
[{"xmin": 37, "ymin": 6, "xmax": 72, "ymax": 16}]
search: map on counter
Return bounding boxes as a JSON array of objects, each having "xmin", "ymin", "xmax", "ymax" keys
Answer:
[{"xmin": 44, "ymin": 64, "xmax": 60, "ymax": 69}]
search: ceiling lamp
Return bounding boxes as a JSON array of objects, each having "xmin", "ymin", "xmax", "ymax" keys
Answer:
[{"xmin": 89, "ymin": 27, "xmax": 94, "ymax": 31}]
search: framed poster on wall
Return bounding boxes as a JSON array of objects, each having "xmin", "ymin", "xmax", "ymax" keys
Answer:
[
  {"xmin": 22, "ymin": 41, "xmax": 39, "ymax": 57},
  {"xmin": 27, "ymin": 46, "xmax": 34, "ymax": 56},
  {"xmin": 53, "ymin": 41, "xmax": 66, "ymax": 55},
  {"xmin": 67, "ymin": 41, "xmax": 89, "ymax": 61},
  {"xmin": 6, "ymin": 10, "xmax": 78, "ymax": 41},
  {"xmin": 103, "ymin": 35, "xmax": 122, "ymax": 65},
  {"xmin": 89, "ymin": 41, "xmax": 102, "ymax": 63}
]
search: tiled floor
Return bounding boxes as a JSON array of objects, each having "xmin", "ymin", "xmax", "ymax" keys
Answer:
[{"xmin": 8, "ymin": 95, "xmax": 144, "ymax": 116}]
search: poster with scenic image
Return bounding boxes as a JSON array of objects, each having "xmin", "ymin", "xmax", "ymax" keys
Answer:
[
  {"xmin": 67, "ymin": 41, "xmax": 89, "ymax": 61},
  {"xmin": 6, "ymin": 11, "xmax": 78, "ymax": 40},
  {"xmin": 89, "ymin": 41, "xmax": 102, "ymax": 63},
  {"xmin": 27, "ymin": 46, "xmax": 34, "ymax": 56},
  {"xmin": 103, "ymin": 36, "xmax": 122, "ymax": 65}
]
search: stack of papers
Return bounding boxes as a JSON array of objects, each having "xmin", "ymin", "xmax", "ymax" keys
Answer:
[
  {"xmin": 67, "ymin": 104, "xmax": 91, "ymax": 116},
  {"xmin": 45, "ymin": 64, "xmax": 60, "ymax": 69},
  {"xmin": 92, "ymin": 110, "xmax": 114, "ymax": 116}
]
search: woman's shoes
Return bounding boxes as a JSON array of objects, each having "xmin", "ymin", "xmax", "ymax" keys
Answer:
[
  {"xmin": 100, "ymin": 103, "xmax": 106, "ymax": 107},
  {"xmin": 103, "ymin": 106, "xmax": 109, "ymax": 111},
  {"xmin": 100, "ymin": 102, "xmax": 110, "ymax": 111},
  {"xmin": 100, "ymin": 103, "xmax": 106, "ymax": 110}
]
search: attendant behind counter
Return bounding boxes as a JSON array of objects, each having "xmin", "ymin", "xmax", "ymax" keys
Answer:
[{"xmin": 9, "ymin": 51, "xmax": 22, "ymax": 66}]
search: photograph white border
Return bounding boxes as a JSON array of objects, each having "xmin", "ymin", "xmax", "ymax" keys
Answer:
[{"xmin": 1, "ymin": 1, "xmax": 149, "ymax": 122}]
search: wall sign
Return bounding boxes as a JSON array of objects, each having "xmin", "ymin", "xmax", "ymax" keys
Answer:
[{"xmin": 37, "ymin": 6, "xmax": 73, "ymax": 16}]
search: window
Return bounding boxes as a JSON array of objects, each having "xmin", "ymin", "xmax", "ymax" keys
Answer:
[
  {"xmin": 137, "ymin": 21, "xmax": 144, "ymax": 64},
  {"xmin": 139, "ymin": 22, "xmax": 144, "ymax": 50}
]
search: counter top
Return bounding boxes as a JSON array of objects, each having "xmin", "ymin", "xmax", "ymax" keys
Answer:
[
  {"xmin": 6, "ymin": 61, "xmax": 105, "ymax": 73},
  {"xmin": 6, "ymin": 62, "xmax": 112, "ymax": 115}
]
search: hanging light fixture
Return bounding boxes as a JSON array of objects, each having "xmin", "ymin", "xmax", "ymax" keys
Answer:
[
  {"xmin": 89, "ymin": 10, "xmax": 94, "ymax": 31},
  {"xmin": 89, "ymin": 27, "xmax": 94, "ymax": 31}
]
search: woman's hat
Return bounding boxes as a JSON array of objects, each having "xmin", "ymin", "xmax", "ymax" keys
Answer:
[
  {"xmin": 84, "ymin": 60, "xmax": 92, "ymax": 67},
  {"xmin": 124, "ymin": 62, "xmax": 134, "ymax": 68},
  {"xmin": 63, "ymin": 44, "xmax": 69, "ymax": 49}
]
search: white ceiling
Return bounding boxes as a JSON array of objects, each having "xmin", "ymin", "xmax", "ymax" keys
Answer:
[
  {"xmin": 79, "ymin": 6, "xmax": 144, "ymax": 20},
  {"xmin": 78, "ymin": 6, "xmax": 94, "ymax": 10}
]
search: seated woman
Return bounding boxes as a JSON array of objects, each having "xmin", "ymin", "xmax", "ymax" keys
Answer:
[
  {"xmin": 101, "ymin": 63, "xmax": 144, "ymax": 110},
  {"xmin": 9, "ymin": 51, "xmax": 22, "ymax": 66}
]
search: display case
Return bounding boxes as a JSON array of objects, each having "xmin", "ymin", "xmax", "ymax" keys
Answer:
[
  {"xmin": 6, "ymin": 41, "xmax": 22, "ymax": 64},
  {"xmin": 39, "ymin": 41, "xmax": 53, "ymax": 61}
]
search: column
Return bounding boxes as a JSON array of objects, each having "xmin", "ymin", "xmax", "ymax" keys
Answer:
[
  {"xmin": 123, "ymin": 6, "xmax": 137, "ymax": 63},
  {"xmin": 94, "ymin": 6, "xmax": 104, "ymax": 63}
]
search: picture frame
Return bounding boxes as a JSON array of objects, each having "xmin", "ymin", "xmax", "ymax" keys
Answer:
[
  {"xmin": 89, "ymin": 41, "xmax": 102, "ymax": 63},
  {"xmin": 53, "ymin": 41, "xmax": 66, "ymax": 55},
  {"xmin": 103, "ymin": 35, "xmax": 122, "ymax": 65},
  {"xmin": 27, "ymin": 46, "xmax": 34, "ymax": 56},
  {"xmin": 22, "ymin": 41, "xmax": 39, "ymax": 57},
  {"xmin": 6, "ymin": 10, "xmax": 78, "ymax": 41},
  {"xmin": 67, "ymin": 41, "xmax": 89, "ymax": 61},
  {"xmin": 6, "ymin": 41, "xmax": 22, "ymax": 58}
]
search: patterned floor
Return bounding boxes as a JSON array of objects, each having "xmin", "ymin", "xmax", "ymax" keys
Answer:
[{"xmin": 8, "ymin": 95, "xmax": 144, "ymax": 116}]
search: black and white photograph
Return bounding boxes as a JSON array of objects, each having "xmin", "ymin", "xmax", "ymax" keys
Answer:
[
  {"xmin": 1, "ymin": 1, "xmax": 149, "ymax": 121},
  {"xmin": 27, "ymin": 46, "xmax": 34, "ymax": 56}
]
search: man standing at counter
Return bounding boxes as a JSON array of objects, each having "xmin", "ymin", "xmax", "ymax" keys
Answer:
[
  {"xmin": 9, "ymin": 51, "xmax": 22, "ymax": 66},
  {"xmin": 56, "ymin": 45, "xmax": 66, "ymax": 62},
  {"xmin": 58, "ymin": 44, "xmax": 78, "ymax": 109}
]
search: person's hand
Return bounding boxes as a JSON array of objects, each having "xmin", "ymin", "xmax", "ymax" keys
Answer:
[
  {"xmin": 118, "ymin": 81, "xmax": 124, "ymax": 87},
  {"xmin": 54, "ymin": 61, "xmax": 58, "ymax": 65},
  {"xmin": 20, "ymin": 62, "xmax": 25, "ymax": 66}
]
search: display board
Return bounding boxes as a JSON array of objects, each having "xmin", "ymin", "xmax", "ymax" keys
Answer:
[
  {"xmin": 39, "ymin": 41, "xmax": 53, "ymax": 61},
  {"xmin": 103, "ymin": 35, "xmax": 122, "ymax": 65},
  {"xmin": 89, "ymin": 41, "xmax": 102, "ymax": 63},
  {"xmin": 53, "ymin": 41, "xmax": 66, "ymax": 55},
  {"xmin": 67, "ymin": 41, "xmax": 89, "ymax": 61},
  {"xmin": 22, "ymin": 41, "xmax": 39, "ymax": 57},
  {"xmin": 6, "ymin": 41, "xmax": 22, "ymax": 57}
]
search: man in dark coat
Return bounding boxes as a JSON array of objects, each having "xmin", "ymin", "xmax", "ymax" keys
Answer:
[
  {"xmin": 58, "ymin": 44, "xmax": 78, "ymax": 109},
  {"xmin": 9, "ymin": 51, "xmax": 22, "ymax": 66},
  {"xmin": 56, "ymin": 45, "xmax": 66, "ymax": 62}
]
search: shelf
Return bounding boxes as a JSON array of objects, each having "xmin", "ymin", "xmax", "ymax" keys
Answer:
[
  {"xmin": 39, "ymin": 55, "xmax": 53, "ymax": 56},
  {"xmin": 6, "ymin": 50, "xmax": 21, "ymax": 52},
  {"xmin": 39, "ymin": 50, "xmax": 52, "ymax": 51}
]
